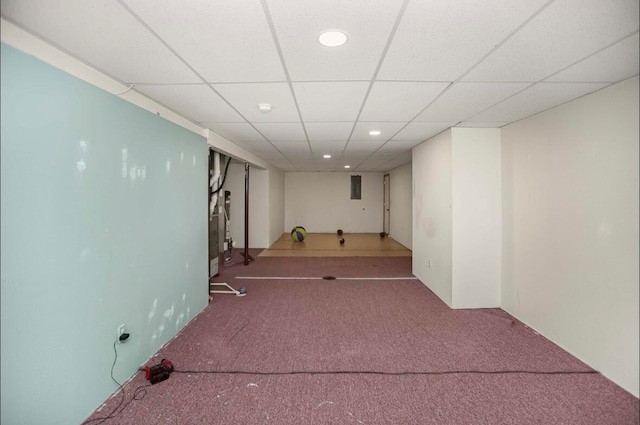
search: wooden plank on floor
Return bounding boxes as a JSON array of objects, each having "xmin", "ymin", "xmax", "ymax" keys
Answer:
[{"xmin": 259, "ymin": 233, "xmax": 412, "ymax": 257}]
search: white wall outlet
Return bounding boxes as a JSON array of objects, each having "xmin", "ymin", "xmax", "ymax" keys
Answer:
[
  {"xmin": 117, "ymin": 324, "xmax": 126, "ymax": 338},
  {"xmin": 428, "ymin": 260, "xmax": 432, "ymax": 268}
]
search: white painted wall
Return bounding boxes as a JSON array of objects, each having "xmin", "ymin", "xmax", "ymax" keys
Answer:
[
  {"xmin": 284, "ymin": 172, "xmax": 384, "ymax": 233},
  {"xmin": 224, "ymin": 163, "xmax": 245, "ymax": 248},
  {"xmin": 451, "ymin": 128, "xmax": 502, "ymax": 308},
  {"xmin": 413, "ymin": 128, "xmax": 502, "ymax": 309},
  {"xmin": 268, "ymin": 165, "xmax": 285, "ymax": 245},
  {"xmin": 413, "ymin": 130, "xmax": 453, "ymax": 306},
  {"xmin": 501, "ymin": 77, "xmax": 639, "ymax": 397},
  {"xmin": 388, "ymin": 163, "xmax": 412, "ymax": 249},
  {"xmin": 249, "ymin": 168, "xmax": 270, "ymax": 248},
  {"xmin": 225, "ymin": 163, "xmax": 270, "ymax": 249}
]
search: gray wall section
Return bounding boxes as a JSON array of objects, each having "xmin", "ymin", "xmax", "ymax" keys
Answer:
[{"xmin": 0, "ymin": 43, "xmax": 209, "ymax": 424}]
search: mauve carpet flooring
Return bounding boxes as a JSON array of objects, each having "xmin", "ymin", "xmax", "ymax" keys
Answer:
[{"xmin": 85, "ymin": 253, "xmax": 639, "ymax": 424}]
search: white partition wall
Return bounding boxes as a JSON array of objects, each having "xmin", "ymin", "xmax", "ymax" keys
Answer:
[
  {"xmin": 413, "ymin": 130, "xmax": 454, "ymax": 306},
  {"xmin": 413, "ymin": 128, "xmax": 502, "ymax": 309},
  {"xmin": 225, "ymin": 163, "xmax": 270, "ymax": 249},
  {"xmin": 225, "ymin": 163, "xmax": 247, "ymax": 248},
  {"xmin": 268, "ymin": 165, "xmax": 285, "ymax": 246},
  {"xmin": 451, "ymin": 128, "xmax": 502, "ymax": 308},
  {"xmin": 249, "ymin": 168, "xmax": 270, "ymax": 248},
  {"xmin": 388, "ymin": 163, "xmax": 412, "ymax": 249},
  {"xmin": 501, "ymin": 77, "xmax": 639, "ymax": 397}
]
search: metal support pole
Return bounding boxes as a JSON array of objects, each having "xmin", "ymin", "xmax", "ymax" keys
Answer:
[{"xmin": 244, "ymin": 162, "xmax": 250, "ymax": 265}]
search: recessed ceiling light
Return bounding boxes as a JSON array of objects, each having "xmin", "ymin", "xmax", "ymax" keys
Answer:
[
  {"xmin": 257, "ymin": 103, "xmax": 272, "ymax": 113},
  {"xmin": 344, "ymin": 165, "xmax": 351, "ymax": 169},
  {"xmin": 369, "ymin": 130, "xmax": 381, "ymax": 136},
  {"xmin": 318, "ymin": 30, "xmax": 348, "ymax": 47},
  {"xmin": 323, "ymin": 154, "xmax": 332, "ymax": 159}
]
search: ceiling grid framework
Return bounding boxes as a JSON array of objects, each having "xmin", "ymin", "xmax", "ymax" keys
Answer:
[
  {"xmin": 258, "ymin": 0, "xmax": 312, "ymax": 166},
  {"xmin": 1, "ymin": 0, "xmax": 638, "ymax": 172},
  {"xmin": 114, "ymin": 0, "xmax": 295, "ymax": 164}
]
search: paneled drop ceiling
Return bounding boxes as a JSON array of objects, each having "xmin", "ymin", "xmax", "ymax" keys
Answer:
[{"xmin": 1, "ymin": 0, "xmax": 638, "ymax": 172}]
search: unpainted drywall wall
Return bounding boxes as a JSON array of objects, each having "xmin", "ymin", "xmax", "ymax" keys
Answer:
[{"xmin": 0, "ymin": 43, "xmax": 208, "ymax": 425}]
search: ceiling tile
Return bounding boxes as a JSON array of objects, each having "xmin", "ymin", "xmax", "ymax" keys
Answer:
[
  {"xmin": 351, "ymin": 122, "xmax": 407, "ymax": 141},
  {"xmin": 305, "ymin": 122, "xmax": 354, "ymax": 141},
  {"xmin": 121, "ymin": 0, "xmax": 285, "ymax": 82},
  {"xmin": 377, "ymin": 0, "xmax": 548, "ymax": 81},
  {"xmin": 464, "ymin": 0, "xmax": 639, "ymax": 82},
  {"xmin": 286, "ymin": 159, "xmax": 315, "ymax": 164},
  {"xmin": 309, "ymin": 141, "xmax": 347, "ymax": 156},
  {"xmin": 344, "ymin": 140, "xmax": 386, "ymax": 153},
  {"xmin": 456, "ymin": 122, "xmax": 510, "ymax": 128},
  {"xmin": 470, "ymin": 82, "xmax": 608, "ymax": 122},
  {"xmin": 356, "ymin": 159, "xmax": 389, "ymax": 171},
  {"xmin": 360, "ymin": 82, "xmax": 449, "ymax": 121},
  {"xmin": 277, "ymin": 165, "xmax": 297, "ymax": 171},
  {"xmin": 341, "ymin": 159, "xmax": 362, "ymax": 166},
  {"xmin": 372, "ymin": 152, "xmax": 395, "ymax": 161},
  {"xmin": 272, "ymin": 141, "xmax": 311, "ymax": 153},
  {"xmin": 259, "ymin": 151, "xmax": 289, "ymax": 161},
  {"xmin": 271, "ymin": 161, "xmax": 295, "ymax": 171},
  {"xmin": 397, "ymin": 151, "xmax": 413, "ymax": 161},
  {"xmin": 266, "ymin": 0, "xmax": 405, "ymax": 81},
  {"xmin": 1, "ymin": 0, "xmax": 200, "ymax": 83},
  {"xmin": 253, "ymin": 123, "xmax": 306, "ymax": 142},
  {"xmin": 137, "ymin": 84, "xmax": 244, "ymax": 122},
  {"xmin": 212, "ymin": 83, "xmax": 299, "ymax": 122},
  {"xmin": 381, "ymin": 157, "xmax": 411, "ymax": 171},
  {"xmin": 546, "ymin": 34, "xmax": 640, "ymax": 83},
  {"xmin": 416, "ymin": 83, "xmax": 529, "ymax": 122},
  {"xmin": 233, "ymin": 141, "xmax": 279, "ymax": 153},
  {"xmin": 378, "ymin": 140, "xmax": 423, "ymax": 152},
  {"xmin": 380, "ymin": 162, "xmax": 407, "ymax": 171},
  {"xmin": 5, "ymin": 0, "xmax": 633, "ymax": 169},
  {"xmin": 320, "ymin": 166, "xmax": 341, "ymax": 172},
  {"xmin": 391, "ymin": 122, "xmax": 457, "ymax": 142},
  {"xmin": 293, "ymin": 82, "xmax": 369, "ymax": 122},
  {"xmin": 284, "ymin": 153, "xmax": 314, "ymax": 161},
  {"xmin": 340, "ymin": 152, "xmax": 372, "ymax": 160},
  {"xmin": 315, "ymin": 160, "xmax": 339, "ymax": 166},
  {"xmin": 390, "ymin": 151, "xmax": 412, "ymax": 162},
  {"xmin": 204, "ymin": 123, "xmax": 265, "ymax": 142}
]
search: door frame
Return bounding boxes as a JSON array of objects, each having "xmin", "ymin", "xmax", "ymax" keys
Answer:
[{"xmin": 383, "ymin": 173, "xmax": 390, "ymax": 236}]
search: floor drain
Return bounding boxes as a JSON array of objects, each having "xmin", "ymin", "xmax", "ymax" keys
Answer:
[{"xmin": 323, "ymin": 276, "xmax": 336, "ymax": 280}]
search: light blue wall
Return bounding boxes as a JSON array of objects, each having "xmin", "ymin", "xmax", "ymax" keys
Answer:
[{"xmin": 1, "ymin": 43, "xmax": 208, "ymax": 425}]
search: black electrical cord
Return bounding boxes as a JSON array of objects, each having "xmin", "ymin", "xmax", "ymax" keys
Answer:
[
  {"xmin": 172, "ymin": 369, "xmax": 598, "ymax": 376},
  {"xmin": 82, "ymin": 341, "xmax": 151, "ymax": 425},
  {"xmin": 211, "ymin": 157, "xmax": 232, "ymax": 196},
  {"xmin": 82, "ymin": 344, "xmax": 597, "ymax": 424}
]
